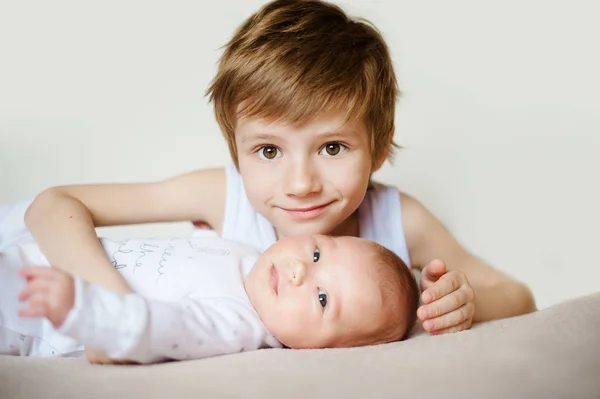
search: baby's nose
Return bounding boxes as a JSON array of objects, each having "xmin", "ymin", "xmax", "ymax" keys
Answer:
[{"xmin": 291, "ymin": 259, "xmax": 306, "ymax": 286}]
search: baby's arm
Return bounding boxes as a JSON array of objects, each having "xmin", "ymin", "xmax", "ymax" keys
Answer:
[{"xmin": 19, "ymin": 268, "xmax": 263, "ymax": 364}]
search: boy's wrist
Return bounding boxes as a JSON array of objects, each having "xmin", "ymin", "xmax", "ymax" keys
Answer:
[{"xmin": 472, "ymin": 281, "xmax": 536, "ymax": 322}]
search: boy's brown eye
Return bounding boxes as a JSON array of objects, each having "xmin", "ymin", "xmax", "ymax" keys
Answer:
[
  {"xmin": 325, "ymin": 143, "xmax": 340, "ymax": 156},
  {"xmin": 319, "ymin": 142, "xmax": 347, "ymax": 157},
  {"xmin": 261, "ymin": 146, "xmax": 278, "ymax": 159}
]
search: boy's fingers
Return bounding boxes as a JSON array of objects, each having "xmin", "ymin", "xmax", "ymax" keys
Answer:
[
  {"xmin": 422, "ymin": 303, "xmax": 473, "ymax": 332},
  {"xmin": 430, "ymin": 318, "xmax": 473, "ymax": 335},
  {"xmin": 421, "ymin": 259, "xmax": 446, "ymax": 281},
  {"xmin": 421, "ymin": 275, "xmax": 461, "ymax": 304},
  {"xmin": 418, "ymin": 288, "xmax": 468, "ymax": 319}
]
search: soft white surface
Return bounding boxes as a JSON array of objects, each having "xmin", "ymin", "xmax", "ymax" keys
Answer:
[{"xmin": 1, "ymin": 0, "xmax": 598, "ymax": 308}]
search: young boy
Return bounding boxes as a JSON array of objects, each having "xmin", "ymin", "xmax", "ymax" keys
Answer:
[
  {"xmin": 1, "ymin": 201, "xmax": 418, "ymax": 362},
  {"xmin": 23, "ymin": 0, "xmax": 535, "ymax": 362}
]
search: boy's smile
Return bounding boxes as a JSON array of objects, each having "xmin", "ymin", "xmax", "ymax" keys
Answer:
[
  {"xmin": 277, "ymin": 200, "xmax": 335, "ymax": 220},
  {"xmin": 235, "ymin": 109, "xmax": 376, "ymax": 238}
]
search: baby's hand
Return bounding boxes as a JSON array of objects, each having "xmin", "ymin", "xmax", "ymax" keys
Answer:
[
  {"xmin": 18, "ymin": 267, "xmax": 75, "ymax": 329},
  {"xmin": 84, "ymin": 348, "xmax": 138, "ymax": 365},
  {"xmin": 417, "ymin": 259, "xmax": 475, "ymax": 335}
]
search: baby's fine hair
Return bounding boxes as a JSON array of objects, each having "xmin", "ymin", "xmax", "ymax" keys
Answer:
[
  {"xmin": 207, "ymin": 0, "xmax": 399, "ymax": 168},
  {"xmin": 372, "ymin": 243, "xmax": 420, "ymax": 343},
  {"xmin": 342, "ymin": 242, "xmax": 419, "ymax": 348}
]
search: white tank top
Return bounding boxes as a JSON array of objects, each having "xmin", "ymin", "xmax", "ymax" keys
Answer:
[{"xmin": 221, "ymin": 163, "xmax": 411, "ymax": 268}]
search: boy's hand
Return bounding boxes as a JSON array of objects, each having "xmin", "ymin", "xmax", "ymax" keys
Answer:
[
  {"xmin": 18, "ymin": 267, "xmax": 75, "ymax": 328},
  {"xmin": 417, "ymin": 259, "xmax": 475, "ymax": 335}
]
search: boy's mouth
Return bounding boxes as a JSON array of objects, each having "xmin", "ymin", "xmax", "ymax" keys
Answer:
[
  {"xmin": 279, "ymin": 202, "xmax": 333, "ymax": 220},
  {"xmin": 270, "ymin": 266, "xmax": 279, "ymax": 295}
]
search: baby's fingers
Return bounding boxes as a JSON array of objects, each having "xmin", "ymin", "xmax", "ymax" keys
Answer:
[
  {"xmin": 18, "ymin": 304, "xmax": 45, "ymax": 319},
  {"xmin": 18, "ymin": 293, "xmax": 50, "ymax": 319},
  {"xmin": 19, "ymin": 267, "xmax": 57, "ymax": 281},
  {"xmin": 422, "ymin": 303, "xmax": 474, "ymax": 332},
  {"xmin": 18, "ymin": 279, "xmax": 50, "ymax": 302}
]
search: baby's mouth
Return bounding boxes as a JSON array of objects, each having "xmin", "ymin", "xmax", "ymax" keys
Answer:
[{"xmin": 269, "ymin": 266, "xmax": 279, "ymax": 295}]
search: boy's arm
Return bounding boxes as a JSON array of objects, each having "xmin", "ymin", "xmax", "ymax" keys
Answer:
[
  {"xmin": 24, "ymin": 168, "xmax": 225, "ymax": 293},
  {"xmin": 400, "ymin": 192, "xmax": 536, "ymax": 323}
]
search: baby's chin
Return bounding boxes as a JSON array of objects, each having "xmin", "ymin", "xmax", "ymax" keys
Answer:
[
  {"xmin": 267, "ymin": 325, "xmax": 341, "ymax": 349},
  {"xmin": 276, "ymin": 336, "xmax": 331, "ymax": 350}
]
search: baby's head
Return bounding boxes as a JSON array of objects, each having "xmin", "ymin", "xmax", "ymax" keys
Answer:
[{"xmin": 245, "ymin": 235, "xmax": 419, "ymax": 349}]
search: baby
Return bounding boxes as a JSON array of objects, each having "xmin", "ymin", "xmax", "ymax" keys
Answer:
[{"xmin": 0, "ymin": 201, "xmax": 419, "ymax": 363}]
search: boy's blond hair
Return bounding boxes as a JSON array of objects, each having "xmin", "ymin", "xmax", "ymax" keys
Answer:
[{"xmin": 207, "ymin": 0, "xmax": 399, "ymax": 169}]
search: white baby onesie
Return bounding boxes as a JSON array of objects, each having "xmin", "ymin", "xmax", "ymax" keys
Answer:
[{"xmin": 0, "ymin": 230, "xmax": 281, "ymax": 362}]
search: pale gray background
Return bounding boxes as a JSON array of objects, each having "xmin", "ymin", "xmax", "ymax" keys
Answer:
[{"xmin": 1, "ymin": 0, "xmax": 598, "ymax": 309}]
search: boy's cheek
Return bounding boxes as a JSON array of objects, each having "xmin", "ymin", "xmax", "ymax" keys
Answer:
[{"xmin": 240, "ymin": 169, "xmax": 275, "ymax": 199}]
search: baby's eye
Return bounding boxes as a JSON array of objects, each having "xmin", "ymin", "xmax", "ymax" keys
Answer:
[
  {"xmin": 319, "ymin": 142, "xmax": 347, "ymax": 157},
  {"xmin": 257, "ymin": 146, "xmax": 282, "ymax": 160},
  {"xmin": 313, "ymin": 248, "xmax": 320, "ymax": 262},
  {"xmin": 318, "ymin": 288, "xmax": 328, "ymax": 308}
]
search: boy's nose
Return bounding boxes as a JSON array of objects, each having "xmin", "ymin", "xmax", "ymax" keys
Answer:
[
  {"xmin": 283, "ymin": 160, "xmax": 322, "ymax": 198},
  {"xmin": 290, "ymin": 259, "xmax": 306, "ymax": 286}
]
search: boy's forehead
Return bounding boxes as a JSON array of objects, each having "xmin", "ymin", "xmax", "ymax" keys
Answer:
[
  {"xmin": 236, "ymin": 109, "xmax": 367, "ymax": 137},
  {"xmin": 236, "ymin": 98, "xmax": 365, "ymax": 126}
]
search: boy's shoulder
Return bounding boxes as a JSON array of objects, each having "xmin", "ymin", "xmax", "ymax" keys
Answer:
[
  {"xmin": 368, "ymin": 182, "xmax": 429, "ymax": 226},
  {"xmin": 367, "ymin": 182, "xmax": 442, "ymax": 266},
  {"xmin": 365, "ymin": 181, "xmax": 432, "ymax": 231},
  {"xmin": 396, "ymin": 189, "xmax": 468, "ymax": 270}
]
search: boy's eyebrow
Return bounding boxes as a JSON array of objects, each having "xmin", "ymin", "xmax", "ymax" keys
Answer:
[
  {"xmin": 239, "ymin": 129, "xmax": 361, "ymax": 144},
  {"xmin": 317, "ymin": 129, "xmax": 361, "ymax": 140},
  {"xmin": 238, "ymin": 133, "xmax": 281, "ymax": 144}
]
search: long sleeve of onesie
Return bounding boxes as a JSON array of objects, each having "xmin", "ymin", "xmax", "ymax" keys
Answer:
[{"xmin": 57, "ymin": 278, "xmax": 273, "ymax": 364}]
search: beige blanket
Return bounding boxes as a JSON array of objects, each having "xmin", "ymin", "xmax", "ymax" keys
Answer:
[{"xmin": 1, "ymin": 292, "xmax": 599, "ymax": 399}]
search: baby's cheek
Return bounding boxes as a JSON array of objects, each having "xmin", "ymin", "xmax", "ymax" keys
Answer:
[{"xmin": 270, "ymin": 302, "xmax": 303, "ymax": 331}]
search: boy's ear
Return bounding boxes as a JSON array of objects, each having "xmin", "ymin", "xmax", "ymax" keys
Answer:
[{"xmin": 372, "ymin": 125, "xmax": 395, "ymax": 172}]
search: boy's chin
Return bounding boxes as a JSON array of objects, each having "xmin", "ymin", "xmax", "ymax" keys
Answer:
[{"xmin": 275, "ymin": 219, "xmax": 338, "ymax": 237}]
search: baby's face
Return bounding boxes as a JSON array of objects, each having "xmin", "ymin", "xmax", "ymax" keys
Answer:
[{"xmin": 244, "ymin": 235, "xmax": 384, "ymax": 348}]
